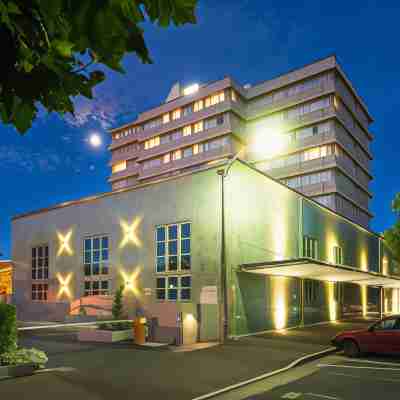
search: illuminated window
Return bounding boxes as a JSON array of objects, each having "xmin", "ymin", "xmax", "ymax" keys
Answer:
[
  {"xmin": 83, "ymin": 236, "xmax": 109, "ymax": 278},
  {"xmin": 172, "ymin": 109, "xmax": 181, "ymax": 120},
  {"xmin": 156, "ymin": 276, "xmax": 191, "ymax": 302},
  {"xmin": 155, "ymin": 222, "xmax": 191, "ymax": 274},
  {"xmin": 32, "ymin": 245, "xmax": 49, "ymax": 280},
  {"xmin": 173, "ymin": 150, "xmax": 182, "ymax": 160},
  {"xmin": 194, "ymin": 121, "xmax": 203, "ymax": 133},
  {"xmin": 144, "ymin": 136, "xmax": 160, "ymax": 150},
  {"xmin": 32, "ymin": 283, "xmax": 48, "ymax": 301},
  {"xmin": 84, "ymin": 280, "xmax": 109, "ymax": 296},
  {"xmin": 303, "ymin": 236, "xmax": 318, "ymax": 259},
  {"xmin": 333, "ymin": 246, "xmax": 343, "ymax": 265},
  {"xmin": 231, "ymin": 90, "xmax": 237, "ymax": 102},
  {"xmin": 112, "ymin": 160, "xmax": 127, "ymax": 173},
  {"xmin": 183, "ymin": 125, "xmax": 192, "ymax": 137},
  {"xmin": 205, "ymin": 91, "xmax": 225, "ymax": 107},
  {"xmin": 163, "ymin": 113, "xmax": 170, "ymax": 124},
  {"xmin": 194, "ymin": 100, "xmax": 203, "ymax": 112},
  {"xmin": 193, "ymin": 144, "xmax": 200, "ymax": 154},
  {"xmin": 163, "ymin": 153, "xmax": 170, "ymax": 164}
]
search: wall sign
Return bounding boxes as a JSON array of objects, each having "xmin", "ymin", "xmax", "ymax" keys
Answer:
[{"xmin": 200, "ymin": 286, "xmax": 218, "ymax": 304}]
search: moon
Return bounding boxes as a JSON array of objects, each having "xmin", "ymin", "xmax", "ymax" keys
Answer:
[{"xmin": 89, "ymin": 133, "xmax": 102, "ymax": 147}]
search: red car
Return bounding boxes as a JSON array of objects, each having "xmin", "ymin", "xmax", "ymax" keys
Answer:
[{"xmin": 332, "ymin": 315, "xmax": 400, "ymax": 357}]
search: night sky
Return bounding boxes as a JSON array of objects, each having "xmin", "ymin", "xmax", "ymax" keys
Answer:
[{"xmin": 1, "ymin": 1, "xmax": 399, "ymax": 259}]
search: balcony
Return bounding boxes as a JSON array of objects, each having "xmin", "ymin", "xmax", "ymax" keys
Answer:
[
  {"xmin": 109, "ymin": 148, "xmax": 139, "ymax": 166},
  {"xmin": 138, "ymin": 144, "xmax": 235, "ymax": 181},
  {"xmin": 108, "ymin": 163, "xmax": 140, "ymax": 183}
]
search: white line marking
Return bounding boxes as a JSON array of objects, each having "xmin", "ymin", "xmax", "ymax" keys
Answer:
[
  {"xmin": 190, "ymin": 347, "xmax": 337, "ymax": 400},
  {"xmin": 329, "ymin": 371, "xmax": 400, "ymax": 383},
  {"xmin": 36, "ymin": 367, "xmax": 77, "ymax": 373},
  {"xmin": 318, "ymin": 363, "xmax": 400, "ymax": 371},
  {"xmin": 343, "ymin": 358, "xmax": 400, "ymax": 367},
  {"xmin": 306, "ymin": 393, "xmax": 342, "ymax": 400}
]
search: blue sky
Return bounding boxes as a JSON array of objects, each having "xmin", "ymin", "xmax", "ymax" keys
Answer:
[{"xmin": 1, "ymin": 0, "xmax": 399, "ymax": 259}]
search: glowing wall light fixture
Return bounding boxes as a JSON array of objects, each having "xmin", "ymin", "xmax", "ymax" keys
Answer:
[
  {"xmin": 120, "ymin": 268, "xmax": 141, "ymax": 296},
  {"xmin": 328, "ymin": 282, "xmax": 337, "ymax": 322},
  {"xmin": 272, "ymin": 276, "xmax": 288, "ymax": 330},
  {"xmin": 183, "ymin": 83, "xmax": 199, "ymax": 96},
  {"xmin": 57, "ymin": 230, "xmax": 73, "ymax": 256},
  {"xmin": 119, "ymin": 217, "xmax": 142, "ymax": 249},
  {"xmin": 57, "ymin": 272, "xmax": 72, "ymax": 299}
]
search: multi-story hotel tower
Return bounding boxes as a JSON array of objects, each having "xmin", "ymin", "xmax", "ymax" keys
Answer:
[{"xmin": 108, "ymin": 56, "xmax": 373, "ymax": 228}]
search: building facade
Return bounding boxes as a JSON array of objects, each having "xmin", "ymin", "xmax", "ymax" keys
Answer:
[
  {"xmin": 11, "ymin": 160, "xmax": 400, "ymax": 344},
  {"xmin": 108, "ymin": 56, "xmax": 373, "ymax": 228}
]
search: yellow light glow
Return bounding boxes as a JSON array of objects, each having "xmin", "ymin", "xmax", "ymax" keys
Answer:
[
  {"xmin": 382, "ymin": 257, "xmax": 389, "ymax": 275},
  {"xmin": 183, "ymin": 83, "xmax": 199, "ymax": 96},
  {"xmin": 120, "ymin": 268, "xmax": 141, "ymax": 296},
  {"xmin": 360, "ymin": 249, "xmax": 368, "ymax": 271},
  {"xmin": 57, "ymin": 272, "xmax": 72, "ymax": 299},
  {"xmin": 57, "ymin": 230, "xmax": 73, "ymax": 256},
  {"xmin": 326, "ymin": 231, "xmax": 339, "ymax": 264},
  {"xmin": 185, "ymin": 313, "xmax": 195, "ymax": 322},
  {"xmin": 272, "ymin": 277, "xmax": 288, "ymax": 330},
  {"xmin": 327, "ymin": 282, "xmax": 337, "ymax": 321},
  {"xmin": 361, "ymin": 285, "xmax": 368, "ymax": 317},
  {"xmin": 119, "ymin": 217, "xmax": 142, "ymax": 248}
]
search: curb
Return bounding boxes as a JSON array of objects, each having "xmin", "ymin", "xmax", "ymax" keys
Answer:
[{"xmin": 191, "ymin": 347, "xmax": 338, "ymax": 400}]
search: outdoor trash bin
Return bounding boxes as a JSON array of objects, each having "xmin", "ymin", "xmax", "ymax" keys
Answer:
[{"xmin": 133, "ymin": 317, "xmax": 146, "ymax": 344}]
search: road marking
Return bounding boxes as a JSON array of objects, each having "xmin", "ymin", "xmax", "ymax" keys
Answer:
[
  {"xmin": 191, "ymin": 348, "xmax": 337, "ymax": 400},
  {"xmin": 36, "ymin": 367, "xmax": 77, "ymax": 374},
  {"xmin": 318, "ymin": 363, "xmax": 400, "ymax": 371},
  {"xmin": 281, "ymin": 393, "xmax": 302, "ymax": 399},
  {"xmin": 329, "ymin": 371, "xmax": 400, "ymax": 383},
  {"xmin": 306, "ymin": 393, "xmax": 342, "ymax": 400},
  {"xmin": 343, "ymin": 358, "xmax": 400, "ymax": 367}
]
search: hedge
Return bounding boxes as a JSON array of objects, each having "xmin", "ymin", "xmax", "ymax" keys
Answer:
[{"xmin": 0, "ymin": 303, "xmax": 17, "ymax": 354}]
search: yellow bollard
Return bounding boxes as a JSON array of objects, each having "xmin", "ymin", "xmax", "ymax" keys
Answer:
[{"xmin": 133, "ymin": 317, "xmax": 146, "ymax": 345}]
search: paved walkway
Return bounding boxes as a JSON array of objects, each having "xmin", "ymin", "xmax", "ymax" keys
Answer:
[{"xmin": 1, "ymin": 321, "xmax": 372, "ymax": 400}]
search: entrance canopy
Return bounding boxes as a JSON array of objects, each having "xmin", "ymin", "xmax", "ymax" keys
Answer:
[{"xmin": 241, "ymin": 258, "xmax": 400, "ymax": 288}]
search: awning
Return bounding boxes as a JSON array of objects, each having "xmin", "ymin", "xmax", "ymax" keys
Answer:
[{"xmin": 241, "ymin": 258, "xmax": 400, "ymax": 288}]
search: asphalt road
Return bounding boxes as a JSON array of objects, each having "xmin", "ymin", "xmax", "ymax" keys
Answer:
[{"xmin": 233, "ymin": 354, "xmax": 400, "ymax": 400}]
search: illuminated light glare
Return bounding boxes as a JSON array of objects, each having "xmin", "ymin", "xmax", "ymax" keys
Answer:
[
  {"xmin": 183, "ymin": 83, "xmax": 199, "ymax": 96},
  {"xmin": 89, "ymin": 133, "xmax": 102, "ymax": 147},
  {"xmin": 272, "ymin": 276, "xmax": 288, "ymax": 330},
  {"xmin": 328, "ymin": 282, "xmax": 337, "ymax": 321},
  {"xmin": 361, "ymin": 285, "xmax": 368, "ymax": 317},
  {"xmin": 57, "ymin": 273, "xmax": 72, "ymax": 299},
  {"xmin": 119, "ymin": 217, "xmax": 142, "ymax": 248},
  {"xmin": 57, "ymin": 230, "xmax": 73, "ymax": 256},
  {"xmin": 120, "ymin": 268, "xmax": 141, "ymax": 296},
  {"xmin": 185, "ymin": 313, "xmax": 195, "ymax": 322},
  {"xmin": 382, "ymin": 257, "xmax": 389, "ymax": 275}
]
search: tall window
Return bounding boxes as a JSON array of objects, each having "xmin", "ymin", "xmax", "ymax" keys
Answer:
[
  {"xmin": 303, "ymin": 236, "xmax": 318, "ymax": 259},
  {"xmin": 32, "ymin": 245, "xmax": 49, "ymax": 280},
  {"xmin": 83, "ymin": 236, "xmax": 109, "ymax": 277},
  {"xmin": 332, "ymin": 246, "xmax": 343, "ymax": 265},
  {"xmin": 305, "ymin": 280, "xmax": 319, "ymax": 305},
  {"xmin": 112, "ymin": 160, "xmax": 127, "ymax": 173},
  {"xmin": 156, "ymin": 222, "xmax": 191, "ymax": 272}
]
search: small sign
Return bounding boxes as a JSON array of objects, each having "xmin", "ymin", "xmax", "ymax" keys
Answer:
[
  {"xmin": 200, "ymin": 286, "xmax": 218, "ymax": 304},
  {"xmin": 144, "ymin": 288, "xmax": 152, "ymax": 296}
]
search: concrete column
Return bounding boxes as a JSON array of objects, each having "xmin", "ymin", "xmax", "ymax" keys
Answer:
[{"xmin": 379, "ymin": 286, "xmax": 384, "ymax": 320}]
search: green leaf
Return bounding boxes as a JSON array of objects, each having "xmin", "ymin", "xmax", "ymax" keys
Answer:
[
  {"xmin": 53, "ymin": 40, "xmax": 74, "ymax": 58},
  {"xmin": 7, "ymin": 2, "xmax": 21, "ymax": 14},
  {"xmin": 13, "ymin": 101, "xmax": 36, "ymax": 133}
]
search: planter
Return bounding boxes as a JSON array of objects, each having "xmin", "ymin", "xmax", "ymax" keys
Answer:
[
  {"xmin": 78, "ymin": 328, "xmax": 133, "ymax": 343},
  {"xmin": 0, "ymin": 363, "xmax": 36, "ymax": 379}
]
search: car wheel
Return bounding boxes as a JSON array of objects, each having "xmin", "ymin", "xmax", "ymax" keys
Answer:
[{"xmin": 343, "ymin": 339, "xmax": 360, "ymax": 358}]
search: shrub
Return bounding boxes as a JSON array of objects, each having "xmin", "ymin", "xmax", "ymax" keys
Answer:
[
  {"xmin": 112, "ymin": 285, "xmax": 125, "ymax": 320},
  {"xmin": 0, "ymin": 348, "xmax": 48, "ymax": 368},
  {"xmin": 0, "ymin": 303, "xmax": 17, "ymax": 354}
]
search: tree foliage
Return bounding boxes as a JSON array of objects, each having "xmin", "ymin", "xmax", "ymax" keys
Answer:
[
  {"xmin": 112, "ymin": 285, "xmax": 125, "ymax": 320},
  {"xmin": 0, "ymin": 0, "xmax": 197, "ymax": 133},
  {"xmin": 384, "ymin": 193, "xmax": 400, "ymax": 261}
]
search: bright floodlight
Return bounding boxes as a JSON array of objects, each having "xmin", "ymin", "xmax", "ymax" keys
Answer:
[
  {"xmin": 183, "ymin": 83, "xmax": 199, "ymax": 96},
  {"xmin": 89, "ymin": 133, "xmax": 102, "ymax": 147}
]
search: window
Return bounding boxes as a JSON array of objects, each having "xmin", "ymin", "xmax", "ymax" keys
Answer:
[
  {"xmin": 156, "ymin": 275, "xmax": 191, "ymax": 302},
  {"xmin": 231, "ymin": 90, "xmax": 238, "ymax": 102},
  {"xmin": 112, "ymin": 161, "xmax": 127, "ymax": 173},
  {"xmin": 143, "ymin": 157, "xmax": 162, "ymax": 170},
  {"xmin": 32, "ymin": 245, "xmax": 49, "ymax": 280},
  {"xmin": 162, "ymin": 113, "xmax": 170, "ymax": 124},
  {"xmin": 172, "ymin": 109, "xmax": 181, "ymax": 120},
  {"xmin": 333, "ymin": 246, "xmax": 343, "ymax": 265},
  {"xmin": 304, "ymin": 280, "xmax": 318, "ymax": 305},
  {"xmin": 172, "ymin": 150, "xmax": 182, "ymax": 160},
  {"xmin": 205, "ymin": 91, "xmax": 225, "ymax": 107},
  {"xmin": 84, "ymin": 280, "xmax": 109, "ymax": 296},
  {"xmin": 374, "ymin": 318, "xmax": 399, "ymax": 331},
  {"xmin": 204, "ymin": 117, "xmax": 217, "ymax": 130},
  {"xmin": 194, "ymin": 121, "xmax": 203, "ymax": 133},
  {"xmin": 183, "ymin": 147, "xmax": 193, "ymax": 158},
  {"xmin": 144, "ymin": 136, "xmax": 160, "ymax": 150},
  {"xmin": 163, "ymin": 153, "xmax": 170, "ymax": 164},
  {"xmin": 194, "ymin": 100, "xmax": 203, "ymax": 112},
  {"xmin": 155, "ymin": 222, "xmax": 191, "ymax": 272},
  {"xmin": 183, "ymin": 104, "xmax": 193, "ymax": 117},
  {"xmin": 183, "ymin": 125, "xmax": 192, "ymax": 137},
  {"xmin": 303, "ymin": 236, "xmax": 318, "ymax": 259},
  {"xmin": 32, "ymin": 283, "xmax": 48, "ymax": 301},
  {"xmin": 83, "ymin": 236, "xmax": 109, "ymax": 277}
]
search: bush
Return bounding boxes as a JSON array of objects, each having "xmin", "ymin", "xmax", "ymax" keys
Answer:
[
  {"xmin": 97, "ymin": 322, "xmax": 131, "ymax": 331},
  {"xmin": 0, "ymin": 348, "xmax": 48, "ymax": 368},
  {"xmin": 112, "ymin": 285, "xmax": 125, "ymax": 320},
  {"xmin": 0, "ymin": 303, "xmax": 17, "ymax": 354}
]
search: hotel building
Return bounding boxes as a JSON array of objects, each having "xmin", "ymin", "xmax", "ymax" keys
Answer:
[{"xmin": 10, "ymin": 57, "xmax": 399, "ymax": 344}]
